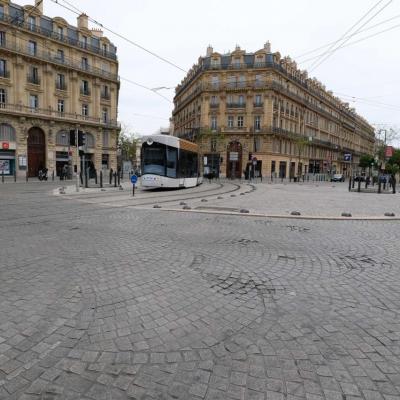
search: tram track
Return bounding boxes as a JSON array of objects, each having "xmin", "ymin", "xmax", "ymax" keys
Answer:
[
  {"xmin": 76, "ymin": 182, "xmax": 243, "ymax": 208},
  {"xmin": 0, "ymin": 181, "xmax": 245, "ymax": 225}
]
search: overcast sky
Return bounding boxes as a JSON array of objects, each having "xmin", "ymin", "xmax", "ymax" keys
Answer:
[{"xmin": 16, "ymin": 0, "xmax": 400, "ymax": 140}]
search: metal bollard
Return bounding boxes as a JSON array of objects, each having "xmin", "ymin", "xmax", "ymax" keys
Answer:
[
  {"xmin": 100, "ymin": 170, "xmax": 103, "ymax": 188},
  {"xmin": 117, "ymin": 172, "xmax": 120, "ymax": 186},
  {"xmin": 26, "ymin": 171, "xmax": 28, "ymax": 182},
  {"xmin": 114, "ymin": 172, "xmax": 117, "ymax": 187},
  {"xmin": 357, "ymin": 180, "xmax": 361, "ymax": 192},
  {"xmin": 348, "ymin": 177, "xmax": 352, "ymax": 192},
  {"xmin": 378, "ymin": 181, "xmax": 382, "ymax": 193},
  {"xmin": 95, "ymin": 170, "xmax": 98, "ymax": 185},
  {"xmin": 85, "ymin": 168, "xmax": 89, "ymax": 188},
  {"xmin": 14, "ymin": 169, "xmax": 16, "ymax": 182},
  {"xmin": 352, "ymin": 179, "xmax": 355, "ymax": 189},
  {"xmin": 109, "ymin": 168, "xmax": 113, "ymax": 185},
  {"xmin": 52, "ymin": 170, "xmax": 54, "ymax": 181},
  {"xmin": 1, "ymin": 171, "xmax": 4, "ymax": 183}
]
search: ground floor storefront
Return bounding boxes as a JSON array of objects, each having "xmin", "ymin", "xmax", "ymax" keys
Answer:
[
  {"xmin": 0, "ymin": 117, "xmax": 118, "ymax": 179},
  {"xmin": 198, "ymin": 133, "xmax": 360, "ymax": 179}
]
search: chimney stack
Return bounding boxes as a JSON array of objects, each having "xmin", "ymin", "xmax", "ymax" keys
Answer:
[
  {"xmin": 77, "ymin": 13, "xmax": 88, "ymax": 29},
  {"xmin": 206, "ymin": 45, "xmax": 213, "ymax": 56},
  {"xmin": 264, "ymin": 41, "xmax": 271, "ymax": 53},
  {"xmin": 35, "ymin": 0, "xmax": 43, "ymax": 13},
  {"xmin": 91, "ymin": 28, "xmax": 103, "ymax": 38}
]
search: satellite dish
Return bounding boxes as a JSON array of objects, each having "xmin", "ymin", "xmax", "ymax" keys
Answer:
[{"xmin": 147, "ymin": 138, "xmax": 153, "ymax": 145}]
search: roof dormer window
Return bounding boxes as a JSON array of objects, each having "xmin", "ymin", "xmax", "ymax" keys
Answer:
[{"xmin": 28, "ymin": 16, "xmax": 36, "ymax": 31}]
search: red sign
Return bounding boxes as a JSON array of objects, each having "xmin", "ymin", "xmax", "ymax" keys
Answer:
[
  {"xmin": 2, "ymin": 142, "xmax": 9, "ymax": 150},
  {"xmin": 385, "ymin": 146, "xmax": 394, "ymax": 158}
]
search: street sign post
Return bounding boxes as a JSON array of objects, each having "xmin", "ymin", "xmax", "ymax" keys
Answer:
[
  {"xmin": 344, "ymin": 153, "xmax": 352, "ymax": 162},
  {"xmin": 131, "ymin": 174, "xmax": 138, "ymax": 197}
]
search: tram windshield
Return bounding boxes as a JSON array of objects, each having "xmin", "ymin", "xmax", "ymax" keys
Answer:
[{"xmin": 142, "ymin": 143, "xmax": 165, "ymax": 176}]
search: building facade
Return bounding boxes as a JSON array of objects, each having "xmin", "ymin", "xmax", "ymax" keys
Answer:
[
  {"xmin": 172, "ymin": 43, "xmax": 375, "ymax": 179},
  {"xmin": 0, "ymin": 0, "xmax": 119, "ymax": 178}
]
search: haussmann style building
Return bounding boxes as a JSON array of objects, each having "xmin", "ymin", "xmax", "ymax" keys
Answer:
[
  {"xmin": 172, "ymin": 42, "xmax": 375, "ymax": 179},
  {"xmin": 0, "ymin": 0, "xmax": 120, "ymax": 178}
]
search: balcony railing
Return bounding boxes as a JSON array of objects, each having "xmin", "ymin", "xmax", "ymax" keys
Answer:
[
  {"xmin": 101, "ymin": 92, "xmax": 111, "ymax": 100},
  {"xmin": 253, "ymin": 102, "xmax": 263, "ymax": 107},
  {"xmin": 222, "ymin": 126, "xmax": 247, "ymax": 132},
  {"xmin": 209, "ymin": 103, "xmax": 219, "ymax": 108},
  {"xmin": 0, "ymin": 70, "xmax": 10, "ymax": 78},
  {"xmin": 27, "ymin": 74, "xmax": 40, "ymax": 85},
  {"xmin": 80, "ymin": 88, "xmax": 91, "ymax": 96},
  {"xmin": 0, "ymin": 13, "xmax": 117, "ymax": 61},
  {"xmin": 226, "ymin": 102, "xmax": 246, "ymax": 108},
  {"xmin": 55, "ymin": 81, "xmax": 67, "ymax": 91},
  {"xmin": 0, "ymin": 38, "xmax": 119, "ymax": 81},
  {"xmin": 176, "ymin": 61, "xmax": 365, "ymax": 122},
  {"xmin": 0, "ymin": 102, "xmax": 120, "ymax": 128}
]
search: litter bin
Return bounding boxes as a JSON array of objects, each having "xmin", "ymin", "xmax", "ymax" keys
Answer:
[{"xmin": 293, "ymin": 177, "xmax": 297, "ymax": 182}]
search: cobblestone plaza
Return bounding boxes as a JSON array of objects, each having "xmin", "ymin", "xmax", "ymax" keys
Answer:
[{"xmin": 1, "ymin": 182, "xmax": 400, "ymax": 399}]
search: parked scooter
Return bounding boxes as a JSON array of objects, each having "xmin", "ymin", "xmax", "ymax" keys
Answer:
[{"xmin": 38, "ymin": 168, "xmax": 48, "ymax": 181}]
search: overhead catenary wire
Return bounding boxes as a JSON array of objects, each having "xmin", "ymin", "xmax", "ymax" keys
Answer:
[
  {"xmin": 50, "ymin": 0, "xmax": 187, "ymax": 73},
  {"xmin": 295, "ymin": 13, "xmax": 400, "ymax": 60},
  {"xmin": 298, "ymin": 22, "xmax": 400, "ymax": 65},
  {"xmin": 119, "ymin": 77, "xmax": 173, "ymax": 103},
  {"xmin": 306, "ymin": 0, "xmax": 387, "ymax": 70},
  {"xmin": 308, "ymin": 0, "xmax": 393, "ymax": 72},
  {"xmin": 334, "ymin": 92, "xmax": 400, "ymax": 111},
  {"xmin": 5, "ymin": 26, "xmax": 175, "ymax": 104}
]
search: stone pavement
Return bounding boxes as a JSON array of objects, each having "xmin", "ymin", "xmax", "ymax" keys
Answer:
[
  {"xmin": 1, "ymin": 183, "xmax": 400, "ymax": 399},
  {"xmin": 153, "ymin": 180, "xmax": 399, "ymax": 218},
  {"xmin": 55, "ymin": 179, "xmax": 400, "ymax": 218}
]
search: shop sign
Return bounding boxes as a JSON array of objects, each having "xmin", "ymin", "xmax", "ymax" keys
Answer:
[
  {"xmin": 2, "ymin": 142, "xmax": 9, "ymax": 150},
  {"xmin": 0, "ymin": 160, "xmax": 10, "ymax": 174},
  {"xmin": 385, "ymin": 146, "xmax": 394, "ymax": 158}
]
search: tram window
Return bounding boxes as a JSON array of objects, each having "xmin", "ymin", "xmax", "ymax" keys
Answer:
[
  {"xmin": 143, "ymin": 143, "xmax": 165, "ymax": 176},
  {"xmin": 178, "ymin": 150, "xmax": 198, "ymax": 178},
  {"xmin": 166, "ymin": 146, "xmax": 177, "ymax": 178}
]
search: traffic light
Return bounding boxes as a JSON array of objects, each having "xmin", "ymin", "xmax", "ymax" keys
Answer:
[
  {"xmin": 69, "ymin": 129, "xmax": 76, "ymax": 146},
  {"xmin": 78, "ymin": 132, "xmax": 86, "ymax": 147},
  {"xmin": 69, "ymin": 130, "xmax": 85, "ymax": 147}
]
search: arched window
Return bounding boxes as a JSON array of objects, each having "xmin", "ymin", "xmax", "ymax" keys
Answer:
[
  {"xmin": 86, "ymin": 132, "xmax": 95, "ymax": 148},
  {"xmin": 0, "ymin": 124, "xmax": 16, "ymax": 141},
  {"xmin": 56, "ymin": 130, "xmax": 69, "ymax": 146}
]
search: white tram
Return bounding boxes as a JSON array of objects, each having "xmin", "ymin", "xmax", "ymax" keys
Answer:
[{"xmin": 141, "ymin": 135, "xmax": 202, "ymax": 188}]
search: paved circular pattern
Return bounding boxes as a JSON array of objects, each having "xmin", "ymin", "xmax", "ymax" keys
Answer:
[{"xmin": 0, "ymin": 184, "xmax": 400, "ymax": 399}]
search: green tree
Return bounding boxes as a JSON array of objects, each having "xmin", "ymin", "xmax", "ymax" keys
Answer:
[
  {"xmin": 294, "ymin": 136, "xmax": 309, "ymax": 176},
  {"xmin": 359, "ymin": 154, "xmax": 374, "ymax": 170},
  {"xmin": 387, "ymin": 149, "xmax": 400, "ymax": 168},
  {"xmin": 117, "ymin": 124, "xmax": 139, "ymax": 166}
]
